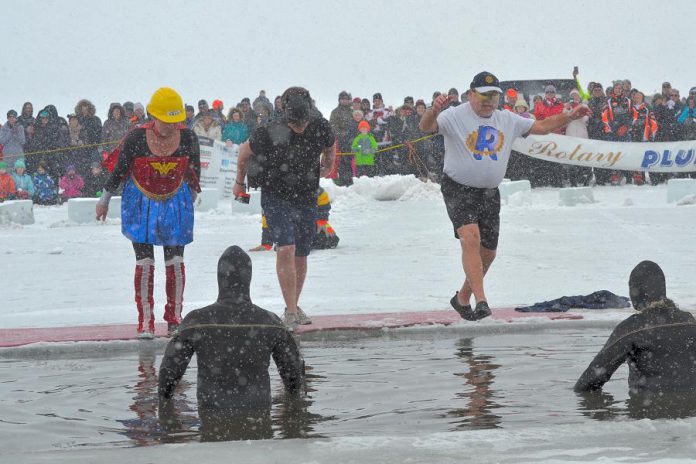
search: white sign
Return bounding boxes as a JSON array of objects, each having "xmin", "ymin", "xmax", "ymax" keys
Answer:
[
  {"xmin": 198, "ymin": 137, "xmax": 239, "ymax": 199},
  {"xmin": 512, "ymin": 134, "xmax": 696, "ymax": 172}
]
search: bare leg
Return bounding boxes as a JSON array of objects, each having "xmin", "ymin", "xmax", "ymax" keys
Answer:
[
  {"xmin": 276, "ymin": 245, "xmax": 298, "ymax": 313},
  {"xmin": 458, "ymin": 246, "xmax": 497, "ymax": 306},
  {"xmin": 456, "ymin": 224, "xmax": 495, "ymax": 306},
  {"xmin": 294, "ymin": 256, "xmax": 308, "ymax": 306}
]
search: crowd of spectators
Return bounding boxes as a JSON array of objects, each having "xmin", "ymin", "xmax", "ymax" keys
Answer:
[{"xmin": 2, "ymin": 76, "xmax": 696, "ymax": 204}]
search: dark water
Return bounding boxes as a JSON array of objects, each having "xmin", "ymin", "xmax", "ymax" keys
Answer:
[{"xmin": 0, "ymin": 328, "xmax": 692, "ymax": 451}]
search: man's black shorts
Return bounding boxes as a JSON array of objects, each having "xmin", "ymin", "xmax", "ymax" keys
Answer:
[{"xmin": 440, "ymin": 174, "xmax": 500, "ymax": 250}]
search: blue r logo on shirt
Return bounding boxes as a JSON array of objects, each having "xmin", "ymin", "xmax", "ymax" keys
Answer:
[{"xmin": 474, "ymin": 126, "xmax": 500, "ymax": 160}]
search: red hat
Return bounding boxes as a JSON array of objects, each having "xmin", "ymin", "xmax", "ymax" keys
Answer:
[
  {"xmin": 352, "ymin": 97, "xmax": 362, "ymax": 103},
  {"xmin": 358, "ymin": 120, "xmax": 370, "ymax": 132},
  {"xmin": 212, "ymin": 99, "xmax": 223, "ymax": 110},
  {"xmin": 505, "ymin": 88, "xmax": 518, "ymax": 99}
]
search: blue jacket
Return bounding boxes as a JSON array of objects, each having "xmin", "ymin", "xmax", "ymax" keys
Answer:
[
  {"xmin": 11, "ymin": 172, "xmax": 35, "ymax": 197},
  {"xmin": 677, "ymin": 107, "xmax": 696, "ymax": 124},
  {"xmin": 33, "ymin": 173, "xmax": 57, "ymax": 202},
  {"xmin": 0, "ymin": 123, "xmax": 26, "ymax": 155},
  {"xmin": 221, "ymin": 122, "xmax": 249, "ymax": 144}
]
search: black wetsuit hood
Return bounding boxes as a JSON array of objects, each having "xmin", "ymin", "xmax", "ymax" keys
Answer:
[
  {"xmin": 217, "ymin": 245, "xmax": 252, "ymax": 305},
  {"xmin": 629, "ymin": 260, "xmax": 666, "ymax": 310}
]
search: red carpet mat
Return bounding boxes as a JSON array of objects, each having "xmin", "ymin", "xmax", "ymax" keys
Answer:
[{"xmin": 0, "ymin": 309, "xmax": 582, "ymax": 348}]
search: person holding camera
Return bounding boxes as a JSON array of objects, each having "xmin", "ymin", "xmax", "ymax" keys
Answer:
[{"xmin": 233, "ymin": 87, "xmax": 336, "ymax": 329}]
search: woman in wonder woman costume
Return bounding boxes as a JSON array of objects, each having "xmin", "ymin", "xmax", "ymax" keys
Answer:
[{"xmin": 96, "ymin": 87, "xmax": 201, "ymax": 338}]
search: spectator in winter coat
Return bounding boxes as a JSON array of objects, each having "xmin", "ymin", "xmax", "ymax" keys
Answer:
[
  {"xmin": 565, "ymin": 90, "xmax": 592, "ymax": 186},
  {"xmin": 0, "ymin": 110, "xmax": 26, "ymax": 169},
  {"xmin": 17, "ymin": 102, "xmax": 35, "ymax": 131},
  {"xmin": 272, "ymin": 96, "xmax": 284, "ymax": 121},
  {"xmin": 194, "ymin": 99, "xmax": 211, "ymax": 125},
  {"xmin": 661, "ymin": 82, "xmax": 672, "ymax": 100},
  {"xmin": 122, "ymin": 101, "xmax": 135, "ymax": 121},
  {"xmin": 448, "ymin": 88, "xmax": 461, "ymax": 107},
  {"xmin": 513, "ymin": 98, "xmax": 535, "ymax": 119},
  {"xmin": 30, "ymin": 108, "xmax": 67, "ymax": 176},
  {"xmin": 632, "ymin": 91, "xmax": 658, "ymax": 142},
  {"xmin": 82, "ymin": 162, "xmax": 108, "ymax": 198},
  {"xmin": 211, "ymin": 99, "xmax": 226, "ymax": 123},
  {"xmin": 534, "ymin": 85, "xmax": 566, "ymax": 133},
  {"xmin": 239, "ymin": 97, "xmax": 258, "ymax": 134},
  {"xmin": 388, "ymin": 105, "xmax": 424, "ymax": 177},
  {"xmin": 158, "ymin": 246, "xmax": 304, "ymax": 441},
  {"xmin": 0, "ymin": 161, "xmax": 17, "ymax": 201},
  {"xmin": 74, "ymin": 99, "xmax": 102, "ymax": 175},
  {"xmin": 222, "ymin": 108, "xmax": 249, "ymax": 145},
  {"xmin": 370, "ymin": 92, "xmax": 391, "ymax": 143},
  {"xmin": 351, "ymin": 120, "xmax": 378, "ymax": 177},
  {"xmin": 101, "ymin": 104, "xmax": 130, "ymax": 152},
  {"xmin": 666, "ymin": 89, "xmax": 684, "ymax": 139},
  {"xmin": 565, "ymin": 90, "xmax": 589, "ymax": 138},
  {"xmin": 502, "ymin": 89, "xmax": 518, "ymax": 111},
  {"xmin": 131, "ymin": 102, "xmax": 147, "ymax": 126},
  {"xmin": 575, "ymin": 261, "xmax": 696, "ymax": 395},
  {"xmin": 351, "ymin": 97, "xmax": 362, "ymax": 111},
  {"xmin": 32, "ymin": 162, "xmax": 58, "ymax": 205},
  {"xmin": 677, "ymin": 96, "xmax": 696, "ymax": 140},
  {"xmin": 184, "ymin": 105, "xmax": 195, "ymax": 129},
  {"xmin": 252, "ymin": 90, "xmax": 273, "ymax": 117},
  {"xmin": 10, "ymin": 159, "xmax": 34, "ymax": 199},
  {"xmin": 75, "ymin": 99, "xmax": 102, "ymax": 147},
  {"xmin": 59, "ymin": 165, "xmax": 84, "ymax": 200},
  {"xmin": 330, "ymin": 90, "xmax": 357, "ymax": 186},
  {"xmin": 193, "ymin": 113, "xmax": 222, "ymax": 141},
  {"xmin": 587, "ymin": 83, "xmax": 607, "ymax": 140},
  {"xmin": 360, "ymin": 98, "xmax": 371, "ymax": 115}
]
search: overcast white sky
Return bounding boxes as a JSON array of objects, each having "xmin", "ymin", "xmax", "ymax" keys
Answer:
[{"xmin": 2, "ymin": 0, "xmax": 694, "ymax": 119}]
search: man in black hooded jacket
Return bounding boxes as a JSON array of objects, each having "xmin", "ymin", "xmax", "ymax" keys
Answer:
[
  {"xmin": 574, "ymin": 261, "xmax": 696, "ymax": 394},
  {"xmin": 158, "ymin": 246, "xmax": 304, "ymax": 420}
]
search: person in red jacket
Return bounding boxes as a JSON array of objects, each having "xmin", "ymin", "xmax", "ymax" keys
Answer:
[
  {"xmin": 533, "ymin": 85, "xmax": 566, "ymax": 133},
  {"xmin": 0, "ymin": 161, "xmax": 17, "ymax": 201}
]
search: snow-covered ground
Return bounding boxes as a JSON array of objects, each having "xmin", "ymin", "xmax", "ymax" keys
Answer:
[
  {"xmin": 1, "ymin": 176, "xmax": 694, "ymax": 329},
  {"xmin": 3, "ymin": 176, "xmax": 696, "ymax": 464}
]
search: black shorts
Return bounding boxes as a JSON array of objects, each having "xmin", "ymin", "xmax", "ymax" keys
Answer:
[{"xmin": 440, "ymin": 174, "xmax": 501, "ymax": 250}]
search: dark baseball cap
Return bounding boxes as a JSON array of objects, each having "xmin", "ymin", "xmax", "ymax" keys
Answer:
[
  {"xmin": 339, "ymin": 91, "xmax": 351, "ymax": 100},
  {"xmin": 373, "ymin": 92, "xmax": 383, "ymax": 101},
  {"xmin": 285, "ymin": 93, "xmax": 311, "ymax": 124},
  {"xmin": 198, "ymin": 99, "xmax": 208, "ymax": 108},
  {"xmin": 7, "ymin": 109, "xmax": 17, "ymax": 118},
  {"xmin": 470, "ymin": 71, "xmax": 502, "ymax": 93}
]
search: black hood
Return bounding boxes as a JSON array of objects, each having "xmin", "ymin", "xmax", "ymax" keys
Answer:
[
  {"xmin": 629, "ymin": 260, "xmax": 667, "ymax": 310},
  {"xmin": 217, "ymin": 246, "xmax": 252, "ymax": 304}
]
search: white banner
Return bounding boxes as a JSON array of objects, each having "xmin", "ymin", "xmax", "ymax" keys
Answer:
[
  {"xmin": 512, "ymin": 134, "xmax": 696, "ymax": 172},
  {"xmin": 198, "ymin": 137, "xmax": 238, "ymax": 199}
]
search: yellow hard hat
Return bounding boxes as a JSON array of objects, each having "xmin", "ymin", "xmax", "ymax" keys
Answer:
[{"xmin": 147, "ymin": 87, "xmax": 185, "ymax": 123}]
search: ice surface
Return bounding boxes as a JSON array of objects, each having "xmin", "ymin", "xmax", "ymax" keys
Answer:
[{"xmin": 1, "ymin": 176, "xmax": 694, "ymax": 329}]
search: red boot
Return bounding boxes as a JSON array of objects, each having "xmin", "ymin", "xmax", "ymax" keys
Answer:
[
  {"xmin": 164, "ymin": 256, "xmax": 185, "ymax": 327},
  {"xmin": 134, "ymin": 258, "xmax": 155, "ymax": 335}
]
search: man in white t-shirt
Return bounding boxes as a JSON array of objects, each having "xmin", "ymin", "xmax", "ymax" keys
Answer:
[{"xmin": 420, "ymin": 71, "xmax": 591, "ymax": 321}]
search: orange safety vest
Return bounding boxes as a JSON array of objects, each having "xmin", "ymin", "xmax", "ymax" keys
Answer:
[{"xmin": 632, "ymin": 104, "xmax": 658, "ymax": 142}]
